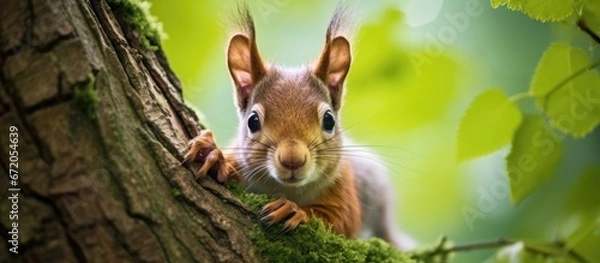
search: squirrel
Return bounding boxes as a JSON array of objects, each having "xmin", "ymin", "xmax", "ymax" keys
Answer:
[{"xmin": 184, "ymin": 6, "xmax": 415, "ymax": 250}]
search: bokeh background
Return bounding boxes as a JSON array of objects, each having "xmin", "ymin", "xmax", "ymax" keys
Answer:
[{"xmin": 149, "ymin": 0, "xmax": 600, "ymax": 261}]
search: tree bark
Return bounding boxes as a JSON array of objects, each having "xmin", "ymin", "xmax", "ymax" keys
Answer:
[{"xmin": 0, "ymin": 0, "xmax": 259, "ymax": 262}]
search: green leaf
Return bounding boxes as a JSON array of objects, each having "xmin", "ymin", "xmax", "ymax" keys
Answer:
[
  {"xmin": 456, "ymin": 88, "xmax": 523, "ymax": 162},
  {"xmin": 490, "ymin": 0, "xmax": 574, "ymax": 22},
  {"xmin": 490, "ymin": 0, "xmax": 510, "ymax": 9},
  {"xmin": 505, "ymin": 116, "xmax": 562, "ymax": 204},
  {"xmin": 560, "ymin": 166, "xmax": 600, "ymax": 262},
  {"xmin": 530, "ymin": 43, "xmax": 600, "ymax": 137},
  {"xmin": 563, "ymin": 167, "xmax": 600, "ymax": 224}
]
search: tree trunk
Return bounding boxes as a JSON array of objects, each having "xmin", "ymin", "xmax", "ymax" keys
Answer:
[{"xmin": 0, "ymin": 0, "xmax": 259, "ymax": 262}]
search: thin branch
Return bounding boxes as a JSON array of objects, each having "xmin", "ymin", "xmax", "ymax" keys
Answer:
[
  {"xmin": 566, "ymin": 249, "xmax": 589, "ymax": 263},
  {"xmin": 444, "ymin": 238, "xmax": 513, "ymax": 253},
  {"xmin": 554, "ymin": 240, "xmax": 590, "ymax": 263},
  {"xmin": 410, "ymin": 238, "xmax": 589, "ymax": 263},
  {"xmin": 412, "ymin": 238, "xmax": 514, "ymax": 260},
  {"xmin": 577, "ymin": 19, "xmax": 600, "ymax": 44}
]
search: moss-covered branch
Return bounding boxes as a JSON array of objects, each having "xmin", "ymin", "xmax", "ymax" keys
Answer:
[{"xmin": 227, "ymin": 183, "xmax": 413, "ymax": 263}]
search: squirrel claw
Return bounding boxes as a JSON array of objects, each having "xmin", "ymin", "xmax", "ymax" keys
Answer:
[
  {"xmin": 261, "ymin": 198, "xmax": 308, "ymax": 231},
  {"xmin": 260, "ymin": 215, "xmax": 273, "ymax": 223},
  {"xmin": 185, "ymin": 130, "xmax": 230, "ymax": 182},
  {"xmin": 261, "ymin": 198, "xmax": 284, "ymax": 213},
  {"xmin": 281, "ymin": 224, "xmax": 293, "ymax": 233},
  {"xmin": 184, "ymin": 130, "xmax": 216, "ymax": 162},
  {"xmin": 282, "ymin": 212, "xmax": 308, "ymax": 232}
]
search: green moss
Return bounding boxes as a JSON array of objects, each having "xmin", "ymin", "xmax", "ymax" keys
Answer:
[
  {"xmin": 107, "ymin": 0, "xmax": 166, "ymax": 50},
  {"xmin": 250, "ymin": 219, "xmax": 414, "ymax": 263},
  {"xmin": 227, "ymin": 182, "xmax": 272, "ymax": 212},
  {"xmin": 227, "ymin": 182, "xmax": 414, "ymax": 263},
  {"xmin": 74, "ymin": 73, "xmax": 98, "ymax": 119}
]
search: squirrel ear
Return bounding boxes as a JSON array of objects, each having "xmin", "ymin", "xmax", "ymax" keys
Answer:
[
  {"xmin": 314, "ymin": 36, "xmax": 351, "ymax": 111},
  {"xmin": 227, "ymin": 34, "xmax": 266, "ymax": 110}
]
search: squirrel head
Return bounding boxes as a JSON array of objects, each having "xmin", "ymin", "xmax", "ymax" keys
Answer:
[{"xmin": 227, "ymin": 7, "xmax": 352, "ymax": 187}]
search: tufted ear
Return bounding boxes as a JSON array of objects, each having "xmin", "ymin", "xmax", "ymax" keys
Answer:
[
  {"xmin": 227, "ymin": 34, "xmax": 266, "ymax": 111},
  {"xmin": 314, "ymin": 36, "xmax": 351, "ymax": 111}
]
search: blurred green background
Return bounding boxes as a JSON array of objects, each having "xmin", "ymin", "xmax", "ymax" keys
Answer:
[{"xmin": 149, "ymin": 0, "xmax": 600, "ymax": 261}]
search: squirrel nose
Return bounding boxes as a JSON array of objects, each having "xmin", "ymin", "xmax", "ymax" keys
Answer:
[
  {"xmin": 277, "ymin": 140, "xmax": 307, "ymax": 170},
  {"xmin": 279, "ymin": 155, "xmax": 306, "ymax": 170}
]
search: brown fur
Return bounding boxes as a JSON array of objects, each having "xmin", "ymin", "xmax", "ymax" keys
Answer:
[{"xmin": 304, "ymin": 159, "xmax": 362, "ymax": 237}]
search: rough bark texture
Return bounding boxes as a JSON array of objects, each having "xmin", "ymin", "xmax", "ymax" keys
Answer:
[{"xmin": 0, "ymin": 0, "xmax": 260, "ymax": 262}]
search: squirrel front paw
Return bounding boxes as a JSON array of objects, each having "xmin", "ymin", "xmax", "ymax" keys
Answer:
[
  {"xmin": 184, "ymin": 130, "xmax": 231, "ymax": 183},
  {"xmin": 261, "ymin": 197, "xmax": 309, "ymax": 232}
]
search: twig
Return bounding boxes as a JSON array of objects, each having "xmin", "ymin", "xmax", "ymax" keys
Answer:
[
  {"xmin": 554, "ymin": 240, "xmax": 590, "ymax": 263},
  {"xmin": 565, "ymin": 248, "xmax": 589, "ymax": 263},
  {"xmin": 577, "ymin": 19, "xmax": 600, "ymax": 44},
  {"xmin": 410, "ymin": 238, "xmax": 589, "ymax": 263},
  {"xmin": 443, "ymin": 238, "xmax": 513, "ymax": 253}
]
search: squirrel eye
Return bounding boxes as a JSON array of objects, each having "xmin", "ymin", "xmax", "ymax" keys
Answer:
[
  {"xmin": 247, "ymin": 111, "xmax": 261, "ymax": 133},
  {"xmin": 322, "ymin": 110, "xmax": 336, "ymax": 133},
  {"xmin": 248, "ymin": 111, "xmax": 260, "ymax": 133}
]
